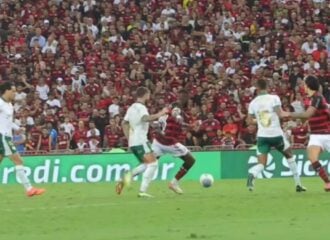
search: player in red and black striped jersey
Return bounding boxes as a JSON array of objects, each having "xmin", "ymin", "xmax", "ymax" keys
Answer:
[
  {"xmin": 152, "ymin": 89, "xmax": 196, "ymax": 194},
  {"xmin": 284, "ymin": 76, "xmax": 330, "ymax": 191}
]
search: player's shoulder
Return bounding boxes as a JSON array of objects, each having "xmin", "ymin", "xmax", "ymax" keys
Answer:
[
  {"xmin": 249, "ymin": 96, "xmax": 258, "ymax": 106},
  {"xmin": 0, "ymin": 97, "xmax": 4, "ymax": 105},
  {"xmin": 133, "ymin": 102, "xmax": 147, "ymax": 109},
  {"xmin": 310, "ymin": 93, "xmax": 323, "ymax": 101}
]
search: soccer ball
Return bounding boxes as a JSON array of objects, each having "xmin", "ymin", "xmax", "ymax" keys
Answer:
[{"xmin": 200, "ymin": 173, "xmax": 214, "ymax": 188}]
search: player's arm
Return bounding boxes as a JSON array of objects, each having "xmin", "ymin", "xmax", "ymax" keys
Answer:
[
  {"xmin": 274, "ymin": 106, "xmax": 286, "ymax": 118},
  {"xmin": 121, "ymin": 120, "xmax": 130, "ymax": 139},
  {"xmin": 246, "ymin": 114, "xmax": 257, "ymax": 125},
  {"xmin": 289, "ymin": 106, "xmax": 316, "ymax": 119},
  {"xmin": 273, "ymin": 95, "xmax": 286, "ymax": 119},
  {"xmin": 283, "ymin": 96, "xmax": 320, "ymax": 119},
  {"xmin": 246, "ymin": 101, "xmax": 257, "ymax": 125},
  {"xmin": 141, "ymin": 107, "xmax": 168, "ymax": 122},
  {"xmin": 11, "ymin": 122, "xmax": 21, "ymax": 131}
]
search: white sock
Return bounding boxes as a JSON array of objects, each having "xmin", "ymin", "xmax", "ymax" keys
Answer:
[
  {"xmin": 131, "ymin": 164, "xmax": 147, "ymax": 177},
  {"xmin": 171, "ymin": 178, "xmax": 179, "ymax": 185},
  {"xmin": 140, "ymin": 161, "xmax": 158, "ymax": 193},
  {"xmin": 15, "ymin": 165, "xmax": 32, "ymax": 191},
  {"xmin": 287, "ymin": 156, "xmax": 301, "ymax": 186},
  {"xmin": 249, "ymin": 163, "xmax": 264, "ymax": 178}
]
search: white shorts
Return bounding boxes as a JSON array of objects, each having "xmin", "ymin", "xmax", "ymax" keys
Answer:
[
  {"xmin": 308, "ymin": 134, "xmax": 330, "ymax": 152},
  {"xmin": 152, "ymin": 139, "xmax": 189, "ymax": 158}
]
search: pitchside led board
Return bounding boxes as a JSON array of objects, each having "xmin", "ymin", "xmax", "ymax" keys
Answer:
[{"xmin": 0, "ymin": 150, "xmax": 329, "ymax": 184}]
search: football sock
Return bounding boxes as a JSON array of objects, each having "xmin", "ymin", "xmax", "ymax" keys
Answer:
[
  {"xmin": 287, "ymin": 156, "xmax": 302, "ymax": 186},
  {"xmin": 175, "ymin": 156, "xmax": 195, "ymax": 181},
  {"xmin": 175, "ymin": 167, "xmax": 188, "ymax": 181},
  {"xmin": 312, "ymin": 161, "xmax": 330, "ymax": 183},
  {"xmin": 15, "ymin": 165, "xmax": 32, "ymax": 191},
  {"xmin": 249, "ymin": 163, "xmax": 264, "ymax": 178},
  {"xmin": 140, "ymin": 161, "xmax": 158, "ymax": 193},
  {"xmin": 131, "ymin": 164, "xmax": 147, "ymax": 177}
]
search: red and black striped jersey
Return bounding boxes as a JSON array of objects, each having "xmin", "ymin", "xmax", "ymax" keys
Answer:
[
  {"xmin": 155, "ymin": 115, "xmax": 183, "ymax": 146},
  {"xmin": 58, "ymin": 133, "xmax": 70, "ymax": 149},
  {"xmin": 291, "ymin": 125, "xmax": 308, "ymax": 144},
  {"xmin": 309, "ymin": 93, "xmax": 330, "ymax": 134}
]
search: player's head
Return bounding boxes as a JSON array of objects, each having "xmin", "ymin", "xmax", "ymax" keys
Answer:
[
  {"xmin": 256, "ymin": 79, "xmax": 267, "ymax": 92},
  {"xmin": 136, "ymin": 86, "xmax": 150, "ymax": 102},
  {"xmin": 0, "ymin": 81, "xmax": 16, "ymax": 101},
  {"xmin": 304, "ymin": 75, "xmax": 319, "ymax": 96}
]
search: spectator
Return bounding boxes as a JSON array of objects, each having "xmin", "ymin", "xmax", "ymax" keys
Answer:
[
  {"xmin": 239, "ymin": 124, "xmax": 257, "ymax": 145},
  {"xmin": 47, "ymin": 123, "xmax": 58, "ymax": 150},
  {"xmin": 76, "ymin": 138, "xmax": 88, "ymax": 153},
  {"xmin": 29, "ymin": 28, "xmax": 46, "ymax": 48},
  {"xmin": 199, "ymin": 133, "xmax": 211, "ymax": 148},
  {"xmin": 13, "ymin": 129, "xmax": 26, "ymax": 154},
  {"xmin": 184, "ymin": 131, "xmax": 197, "ymax": 146},
  {"xmin": 88, "ymin": 129, "xmax": 101, "ymax": 153},
  {"xmin": 0, "ymin": 0, "xmax": 325, "ymax": 152},
  {"xmin": 14, "ymin": 85, "xmax": 27, "ymax": 111},
  {"xmin": 40, "ymin": 128, "xmax": 51, "ymax": 152},
  {"xmin": 36, "ymin": 79, "xmax": 50, "ymax": 101},
  {"xmin": 46, "ymin": 94, "xmax": 61, "ymax": 109},
  {"xmin": 57, "ymin": 127, "xmax": 70, "ymax": 151},
  {"xmin": 201, "ymin": 112, "xmax": 221, "ymax": 139},
  {"xmin": 291, "ymin": 92, "xmax": 305, "ymax": 113},
  {"xmin": 60, "ymin": 117, "xmax": 75, "ymax": 138},
  {"xmin": 87, "ymin": 121, "xmax": 100, "ymax": 138},
  {"xmin": 108, "ymin": 97, "xmax": 120, "ymax": 118},
  {"xmin": 91, "ymin": 109, "xmax": 109, "ymax": 145},
  {"xmin": 104, "ymin": 118, "xmax": 122, "ymax": 148},
  {"xmin": 73, "ymin": 120, "xmax": 88, "ymax": 148}
]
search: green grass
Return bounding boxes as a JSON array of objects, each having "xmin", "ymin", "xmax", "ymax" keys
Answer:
[{"xmin": 0, "ymin": 178, "xmax": 329, "ymax": 240}]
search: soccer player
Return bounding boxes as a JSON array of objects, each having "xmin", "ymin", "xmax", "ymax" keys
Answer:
[
  {"xmin": 117, "ymin": 87, "xmax": 168, "ymax": 197},
  {"xmin": 152, "ymin": 89, "xmax": 196, "ymax": 194},
  {"xmin": 246, "ymin": 79, "xmax": 306, "ymax": 192},
  {"xmin": 282, "ymin": 76, "xmax": 330, "ymax": 191},
  {"xmin": 0, "ymin": 82, "xmax": 45, "ymax": 197}
]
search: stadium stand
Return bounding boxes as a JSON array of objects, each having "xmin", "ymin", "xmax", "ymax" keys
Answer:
[{"xmin": 0, "ymin": 0, "xmax": 329, "ymax": 154}]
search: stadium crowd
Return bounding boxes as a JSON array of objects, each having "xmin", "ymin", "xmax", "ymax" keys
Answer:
[{"xmin": 0, "ymin": 0, "xmax": 329, "ymax": 154}]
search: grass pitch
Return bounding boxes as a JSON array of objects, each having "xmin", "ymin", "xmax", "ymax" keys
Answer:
[{"xmin": 0, "ymin": 178, "xmax": 329, "ymax": 240}]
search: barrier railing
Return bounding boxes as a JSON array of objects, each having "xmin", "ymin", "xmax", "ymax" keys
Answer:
[{"xmin": 19, "ymin": 143, "xmax": 306, "ymax": 156}]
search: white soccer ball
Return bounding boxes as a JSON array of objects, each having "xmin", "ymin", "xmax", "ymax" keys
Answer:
[{"xmin": 200, "ymin": 173, "xmax": 214, "ymax": 188}]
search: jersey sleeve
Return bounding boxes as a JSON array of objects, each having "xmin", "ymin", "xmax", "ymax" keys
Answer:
[
  {"xmin": 140, "ymin": 105, "xmax": 149, "ymax": 117},
  {"xmin": 248, "ymin": 101, "xmax": 254, "ymax": 116},
  {"xmin": 273, "ymin": 95, "xmax": 282, "ymax": 108},
  {"xmin": 124, "ymin": 108, "xmax": 130, "ymax": 122},
  {"xmin": 12, "ymin": 122, "xmax": 20, "ymax": 131},
  {"xmin": 310, "ymin": 95, "xmax": 322, "ymax": 109}
]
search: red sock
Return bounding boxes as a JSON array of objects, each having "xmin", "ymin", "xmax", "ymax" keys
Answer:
[
  {"xmin": 175, "ymin": 167, "xmax": 187, "ymax": 181},
  {"xmin": 312, "ymin": 161, "xmax": 330, "ymax": 183}
]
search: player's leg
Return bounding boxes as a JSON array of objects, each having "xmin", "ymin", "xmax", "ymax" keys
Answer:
[
  {"xmin": 116, "ymin": 144, "xmax": 149, "ymax": 195},
  {"xmin": 247, "ymin": 137, "xmax": 269, "ymax": 191},
  {"xmin": 138, "ymin": 142, "xmax": 158, "ymax": 197},
  {"xmin": 307, "ymin": 135, "xmax": 330, "ymax": 191},
  {"xmin": 277, "ymin": 137, "xmax": 306, "ymax": 192},
  {"xmin": 2, "ymin": 135, "xmax": 45, "ymax": 197},
  {"xmin": 168, "ymin": 143, "xmax": 194, "ymax": 194},
  {"xmin": 127, "ymin": 139, "xmax": 165, "ymax": 179}
]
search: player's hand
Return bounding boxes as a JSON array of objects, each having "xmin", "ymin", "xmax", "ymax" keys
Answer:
[
  {"xmin": 280, "ymin": 111, "xmax": 291, "ymax": 118},
  {"xmin": 159, "ymin": 107, "xmax": 169, "ymax": 116}
]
